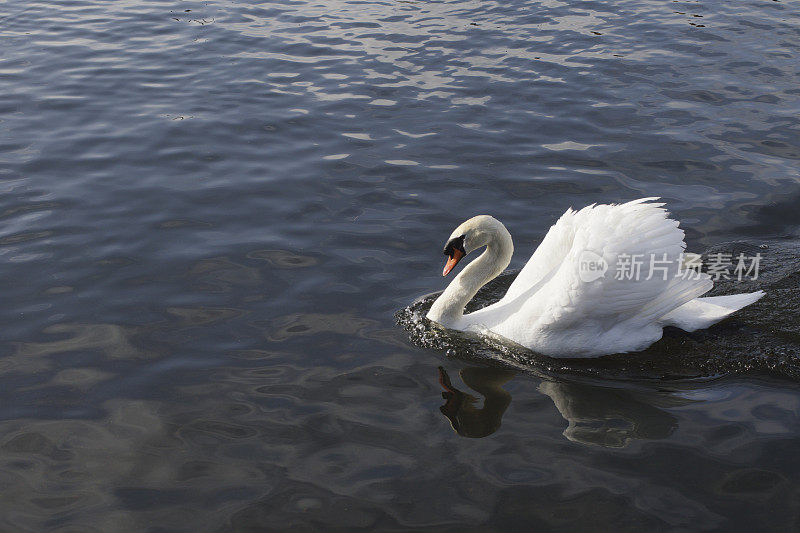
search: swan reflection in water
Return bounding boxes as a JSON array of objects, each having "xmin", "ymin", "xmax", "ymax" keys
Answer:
[
  {"xmin": 538, "ymin": 380, "xmax": 681, "ymax": 447},
  {"xmin": 438, "ymin": 366, "xmax": 515, "ymax": 438},
  {"xmin": 438, "ymin": 366, "xmax": 683, "ymax": 446}
]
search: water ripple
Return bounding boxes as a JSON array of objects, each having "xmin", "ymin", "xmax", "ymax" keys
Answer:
[{"xmin": 2, "ymin": 0, "xmax": 800, "ymax": 529}]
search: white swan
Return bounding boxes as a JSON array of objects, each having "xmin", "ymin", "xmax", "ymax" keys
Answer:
[{"xmin": 426, "ymin": 198, "xmax": 765, "ymax": 358}]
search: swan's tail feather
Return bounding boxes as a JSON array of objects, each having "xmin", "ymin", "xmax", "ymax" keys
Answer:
[
  {"xmin": 634, "ymin": 275, "xmax": 714, "ymax": 325},
  {"xmin": 660, "ymin": 291, "xmax": 765, "ymax": 332}
]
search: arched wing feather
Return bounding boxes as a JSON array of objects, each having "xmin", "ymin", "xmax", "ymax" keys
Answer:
[{"xmin": 482, "ymin": 199, "xmax": 712, "ymax": 345}]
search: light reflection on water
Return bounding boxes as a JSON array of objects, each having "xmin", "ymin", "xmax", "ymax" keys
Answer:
[{"xmin": 2, "ymin": 0, "xmax": 800, "ymax": 529}]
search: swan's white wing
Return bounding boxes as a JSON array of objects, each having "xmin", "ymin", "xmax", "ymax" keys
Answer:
[
  {"xmin": 476, "ymin": 198, "xmax": 712, "ymax": 353},
  {"xmin": 503, "ymin": 204, "xmax": 589, "ymax": 301}
]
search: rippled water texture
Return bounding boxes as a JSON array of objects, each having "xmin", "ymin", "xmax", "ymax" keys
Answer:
[{"xmin": 2, "ymin": 0, "xmax": 800, "ymax": 530}]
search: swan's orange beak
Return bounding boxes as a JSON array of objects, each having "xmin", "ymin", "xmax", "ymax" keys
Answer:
[{"xmin": 443, "ymin": 248, "xmax": 465, "ymax": 276}]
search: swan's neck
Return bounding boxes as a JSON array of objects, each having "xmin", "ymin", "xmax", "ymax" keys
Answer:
[{"xmin": 427, "ymin": 230, "xmax": 513, "ymax": 326}]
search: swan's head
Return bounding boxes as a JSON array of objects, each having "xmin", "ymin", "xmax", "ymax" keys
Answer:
[{"xmin": 441, "ymin": 215, "xmax": 508, "ymax": 276}]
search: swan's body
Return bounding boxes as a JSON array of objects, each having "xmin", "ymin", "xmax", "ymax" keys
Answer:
[{"xmin": 426, "ymin": 198, "xmax": 764, "ymax": 358}]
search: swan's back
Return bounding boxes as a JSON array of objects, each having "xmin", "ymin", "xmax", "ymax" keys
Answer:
[{"xmin": 464, "ymin": 198, "xmax": 724, "ymax": 356}]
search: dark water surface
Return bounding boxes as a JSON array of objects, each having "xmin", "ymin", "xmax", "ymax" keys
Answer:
[{"xmin": 2, "ymin": 0, "xmax": 800, "ymax": 530}]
